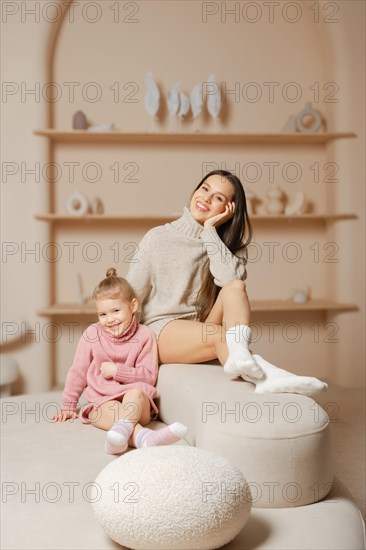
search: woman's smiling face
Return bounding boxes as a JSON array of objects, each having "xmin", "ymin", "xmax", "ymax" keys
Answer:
[{"xmin": 189, "ymin": 174, "xmax": 235, "ymax": 225}]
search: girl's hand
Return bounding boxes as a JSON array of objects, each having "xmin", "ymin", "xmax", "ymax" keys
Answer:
[
  {"xmin": 101, "ymin": 361, "xmax": 118, "ymax": 379},
  {"xmin": 203, "ymin": 202, "xmax": 235, "ymax": 228},
  {"xmin": 51, "ymin": 410, "xmax": 78, "ymax": 422}
]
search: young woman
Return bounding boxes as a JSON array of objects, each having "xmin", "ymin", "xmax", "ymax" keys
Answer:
[{"xmin": 126, "ymin": 170, "xmax": 327, "ymax": 396}]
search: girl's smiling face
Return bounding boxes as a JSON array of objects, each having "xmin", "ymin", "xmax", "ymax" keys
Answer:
[
  {"xmin": 189, "ymin": 174, "xmax": 235, "ymax": 225},
  {"xmin": 96, "ymin": 297, "xmax": 138, "ymax": 337}
]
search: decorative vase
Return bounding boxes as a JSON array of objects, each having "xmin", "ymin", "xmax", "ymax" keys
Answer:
[
  {"xmin": 265, "ymin": 186, "xmax": 285, "ymax": 215},
  {"xmin": 91, "ymin": 197, "xmax": 104, "ymax": 214},
  {"xmin": 285, "ymin": 191, "xmax": 306, "ymax": 215},
  {"xmin": 295, "ymin": 102, "xmax": 323, "ymax": 133},
  {"xmin": 245, "ymin": 188, "xmax": 257, "ymax": 215},
  {"xmin": 291, "ymin": 287, "xmax": 310, "ymax": 304},
  {"xmin": 73, "ymin": 111, "xmax": 88, "ymax": 130},
  {"xmin": 66, "ymin": 188, "xmax": 89, "ymax": 216}
]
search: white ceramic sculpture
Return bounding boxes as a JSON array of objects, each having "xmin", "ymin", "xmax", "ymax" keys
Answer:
[
  {"xmin": 265, "ymin": 186, "xmax": 285, "ymax": 215},
  {"xmin": 178, "ymin": 91, "xmax": 190, "ymax": 117},
  {"xmin": 144, "ymin": 71, "xmax": 160, "ymax": 132},
  {"xmin": 285, "ymin": 191, "xmax": 306, "ymax": 215},
  {"xmin": 88, "ymin": 123, "xmax": 115, "ymax": 132},
  {"xmin": 66, "ymin": 188, "xmax": 89, "ymax": 216},
  {"xmin": 296, "ymin": 102, "xmax": 323, "ymax": 133},
  {"xmin": 177, "ymin": 90, "xmax": 190, "ymax": 131},
  {"xmin": 190, "ymin": 83, "xmax": 203, "ymax": 132},
  {"xmin": 282, "ymin": 102, "xmax": 325, "ymax": 133},
  {"xmin": 206, "ymin": 73, "xmax": 221, "ymax": 132},
  {"xmin": 291, "ymin": 287, "xmax": 310, "ymax": 304},
  {"xmin": 245, "ymin": 188, "xmax": 257, "ymax": 215},
  {"xmin": 167, "ymin": 82, "xmax": 180, "ymax": 132},
  {"xmin": 281, "ymin": 115, "xmax": 297, "ymax": 132}
]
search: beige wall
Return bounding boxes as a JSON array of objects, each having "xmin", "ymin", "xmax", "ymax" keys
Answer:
[{"xmin": 1, "ymin": 0, "xmax": 365, "ymax": 392}]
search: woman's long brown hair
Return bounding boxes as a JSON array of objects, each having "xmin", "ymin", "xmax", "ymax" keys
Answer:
[{"xmin": 193, "ymin": 170, "xmax": 253, "ymax": 322}]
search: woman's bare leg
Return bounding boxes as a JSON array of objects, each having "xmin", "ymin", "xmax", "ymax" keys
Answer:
[
  {"xmin": 158, "ymin": 279, "xmax": 251, "ymax": 365},
  {"xmin": 158, "ymin": 319, "xmax": 226, "ymax": 364},
  {"xmin": 158, "ymin": 280, "xmax": 328, "ymax": 396},
  {"xmin": 205, "ymin": 279, "xmax": 251, "ymax": 328}
]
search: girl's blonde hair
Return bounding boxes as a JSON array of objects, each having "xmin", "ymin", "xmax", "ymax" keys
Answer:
[{"xmin": 92, "ymin": 268, "xmax": 136, "ymax": 302}]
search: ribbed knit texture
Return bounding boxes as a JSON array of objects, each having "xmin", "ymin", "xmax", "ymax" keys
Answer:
[{"xmin": 126, "ymin": 207, "xmax": 248, "ymax": 338}]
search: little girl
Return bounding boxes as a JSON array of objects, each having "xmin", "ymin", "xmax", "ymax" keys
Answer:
[{"xmin": 52, "ymin": 268, "xmax": 188, "ymax": 455}]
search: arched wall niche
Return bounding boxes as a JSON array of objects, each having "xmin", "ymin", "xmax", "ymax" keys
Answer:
[
  {"xmin": 44, "ymin": 0, "xmax": 363, "ymax": 388},
  {"xmin": 49, "ymin": 0, "xmax": 341, "ymax": 132}
]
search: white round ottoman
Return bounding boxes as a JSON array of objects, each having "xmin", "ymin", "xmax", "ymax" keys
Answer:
[{"xmin": 92, "ymin": 446, "xmax": 252, "ymax": 550}]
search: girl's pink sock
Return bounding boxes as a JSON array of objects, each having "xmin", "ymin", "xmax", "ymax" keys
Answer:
[
  {"xmin": 135, "ymin": 422, "xmax": 188, "ymax": 448},
  {"xmin": 105, "ymin": 419, "xmax": 135, "ymax": 455}
]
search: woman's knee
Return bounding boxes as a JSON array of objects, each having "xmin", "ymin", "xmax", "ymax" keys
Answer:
[{"xmin": 221, "ymin": 279, "xmax": 246, "ymax": 294}]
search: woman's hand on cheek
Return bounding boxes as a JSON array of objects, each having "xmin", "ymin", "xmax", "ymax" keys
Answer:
[
  {"xmin": 204, "ymin": 202, "xmax": 235, "ymax": 228},
  {"xmin": 100, "ymin": 361, "xmax": 118, "ymax": 379}
]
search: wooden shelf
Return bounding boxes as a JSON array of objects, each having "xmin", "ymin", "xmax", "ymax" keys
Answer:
[
  {"xmin": 250, "ymin": 299, "xmax": 358, "ymax": 312},
  {"xmin": 253, "ymin": 213, "xmax": 357, "ymax": 222},
  {"xmin": 35, "ymin": 213, "xmax": 357, "ymax": 223},
  {"xmin": 34, "ymin": 127, "xmax": 358, "ymax": 325},
  {"xmin": 35, "ymin": 214, "xmax": 175, "ymax": 223},
  {"xmin": 38, "ymin": 304, "xmax": 97, "ymax": 316},
  {"xmin": 38, "ymin": 299, "xmax": 358, "ymax": 317},
  {"xmin": 33, "ymin": 129, "xmax": 357, "ymax": 145}
]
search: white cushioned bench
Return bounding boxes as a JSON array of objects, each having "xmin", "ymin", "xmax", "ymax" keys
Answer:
[
  {"xmin": 1, "ymin": 364, "xmax": 365, "ymax": 549},
  {"xmin": 156, "ymin": 362, "xmax": 333, "ymax": 508}
]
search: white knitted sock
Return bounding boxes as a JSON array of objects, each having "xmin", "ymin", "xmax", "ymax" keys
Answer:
[
  {"xmin": 246, "ymin": 354, "xmax": 328, "ymax": 396},
  {"xmin": 223, "ymin": 324, "xmax": 263, "ymax": 379}
]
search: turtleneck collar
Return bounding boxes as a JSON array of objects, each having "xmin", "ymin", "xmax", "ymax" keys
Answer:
[
  {"xmin": 98, "ymin": 313, "xmax": 138, "ymax": 343},
  {"xmin": 170, "ymin": 206, "xmax": 205, "ymax": 240}
]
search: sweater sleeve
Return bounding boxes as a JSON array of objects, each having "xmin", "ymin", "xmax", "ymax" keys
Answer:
[
  {"xmin": 125, "ymin": 233, "xmax": 152, "ymax": 309},
  {"xmin": 114, "ymin": 331, "xmax": 158, "ymax": 387},
  {"xmin": 200, "ymin": 225, "xmax": 248, "ymax": 286},
  {"xmin": 61, "ymin": 330, "xmax": 93, "ymax": 411}
]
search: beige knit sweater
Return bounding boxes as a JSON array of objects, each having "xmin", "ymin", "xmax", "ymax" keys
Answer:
[{"xmin": 126, "ymin": 207, "xmax": 248, "ymax": 339}]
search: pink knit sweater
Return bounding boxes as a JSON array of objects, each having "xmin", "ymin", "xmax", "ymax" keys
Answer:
[{"xmin": 61, "ymin": 315, "xmax": 159, "ymax": 422}]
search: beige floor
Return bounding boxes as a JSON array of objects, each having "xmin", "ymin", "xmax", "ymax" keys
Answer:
[{"xmin": 314, "ymin": 384, "xmax": 366, "ymax": 520}]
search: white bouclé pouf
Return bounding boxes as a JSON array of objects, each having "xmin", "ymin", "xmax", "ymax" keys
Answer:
[{"xmin": 92, "ymin": 446, "xmax": 252, "ymax": 550}]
